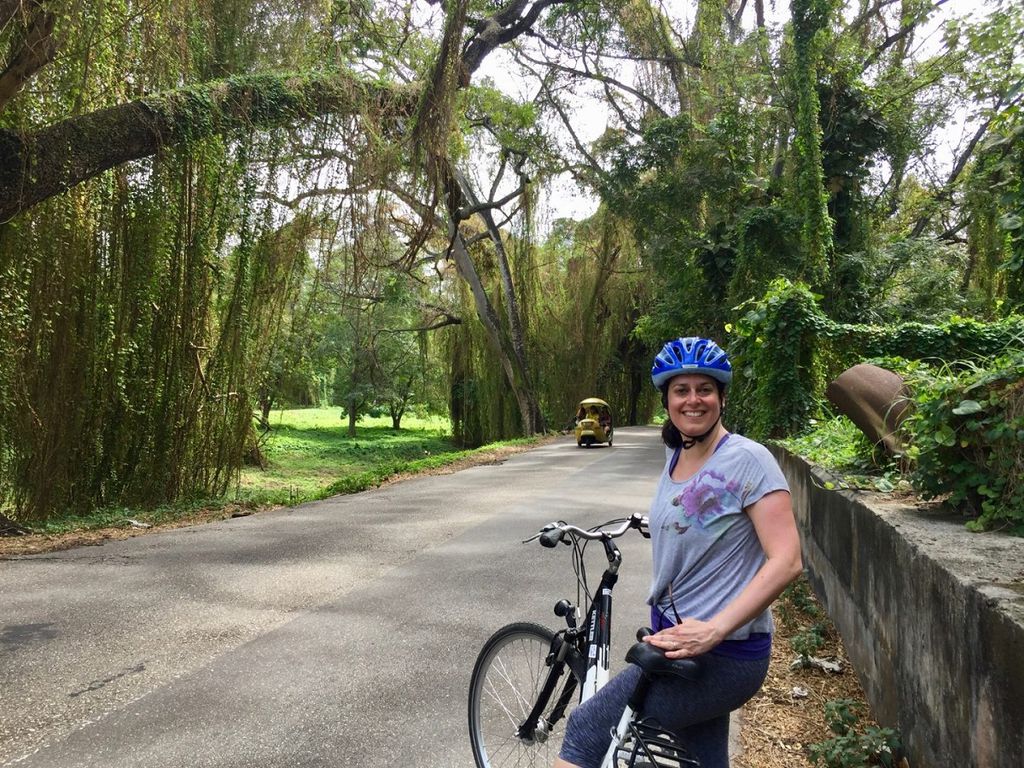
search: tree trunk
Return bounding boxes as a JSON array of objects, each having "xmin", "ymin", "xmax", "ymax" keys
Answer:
[
  {"xmin": 447, "ymin": 226, "xmax": 538, "ymax": 434},
  {"xmin": 453, "ymin": 169, "xmax": 543, "ymax": 433},
  {"xmin": 348, "ymin": 396, "xmax": 358, "ymax": 437},
  {"xmin": 0, "ymin": 1, "xmax": 58, "ymax": 112}
]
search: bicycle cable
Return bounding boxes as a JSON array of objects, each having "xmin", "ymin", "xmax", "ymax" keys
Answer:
[{"xmin": 572, "ymin": 517, "xmax": 631, "ymax": 617}]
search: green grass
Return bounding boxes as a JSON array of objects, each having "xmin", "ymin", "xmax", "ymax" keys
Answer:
[
  {"xmin": 237, "ymin": 408, "xmax": 459, "ymax": 502},
  {"xmin": 25, "ymin": 408, "xmax": 541, "ymax": 534},
  {"xmin": 776, "ymin": 415, "xmax": 907, "ymax": 493}
]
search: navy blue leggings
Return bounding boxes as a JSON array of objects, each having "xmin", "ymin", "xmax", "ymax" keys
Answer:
[{"xmin": 558, "ymin": 652, "xmax": 769, "ymax": 768}]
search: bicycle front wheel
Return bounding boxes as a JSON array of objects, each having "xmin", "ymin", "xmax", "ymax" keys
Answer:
[{"xmin": 468, "ymin": 622, "xmax": 581, "ymax": 768}]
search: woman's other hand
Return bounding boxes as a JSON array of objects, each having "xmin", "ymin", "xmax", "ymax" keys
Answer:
[{"xmin": 643, "ymin": 618, "xmax": 724, "ymax": 658}]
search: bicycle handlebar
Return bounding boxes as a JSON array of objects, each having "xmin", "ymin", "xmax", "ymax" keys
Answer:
[{"xmin": 523, "ymin": 513, "xmax": 649, "ymax": 547}]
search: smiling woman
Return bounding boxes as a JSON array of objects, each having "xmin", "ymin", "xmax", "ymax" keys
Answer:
[
  {"xmin": 548, "ymin": 337, "xmax": 802, "ymax": 768},
  {"xmin": 553, "ymin": 337, "xmax": 803, "ymax": 768}
]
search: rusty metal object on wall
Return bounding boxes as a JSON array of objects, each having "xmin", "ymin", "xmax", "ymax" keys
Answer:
[{"xmin": 825, "ymin": 363, "xmax": 911, "ymax": 454}]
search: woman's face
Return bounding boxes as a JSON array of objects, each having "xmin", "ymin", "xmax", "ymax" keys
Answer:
[{"xmin": 666, "ymin": 374, "xmax": 723, "ymax": 435}]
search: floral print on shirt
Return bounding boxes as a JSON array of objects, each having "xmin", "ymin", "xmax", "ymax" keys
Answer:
[{"xmin": 670, "ymin": 467, "xmax": 744, "ymax": 531}]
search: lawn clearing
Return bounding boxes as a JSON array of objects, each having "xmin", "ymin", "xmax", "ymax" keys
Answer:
[{"xmin": 237, "ymin": 408, "xmax": 458, "ymax": 503}]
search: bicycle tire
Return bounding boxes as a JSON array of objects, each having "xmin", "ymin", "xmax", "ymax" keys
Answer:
[{"xmin": 468, "ymin": 622, "xmax": 581, "ymax": 768}]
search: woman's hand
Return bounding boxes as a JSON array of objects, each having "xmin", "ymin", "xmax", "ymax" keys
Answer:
[{"xmin": 642, "ymin": 618, "xmax": 724, "ymax": 659}]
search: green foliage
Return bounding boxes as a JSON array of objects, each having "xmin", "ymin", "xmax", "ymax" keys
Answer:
[
  {"xmin": 461, "ymin": 85, "xmax": 540, "ymax": 155},
  {"xmin": 528, "ymin": 213, "xmax": 657, "ymax": 436},
  {"xmin": 779, "ymin": 576, "xmax": 831, "ymax": 661},
  {"xmin": 777, "ymin": 577, "xmax": 823, "ymax": 631},
  {"xmin": 778, "ymin": 416, "xmax": 905, "ymax": 492},
  {"xmin": 246, "ymin": 409, "xmax": 538, "ymax": 503},
  {"xmin": 729, "ymin": 278, "xmax": 1024, "ymax": 441},
  {"xmin": 855, "ymin": 238, "xmax": 970, "ymax": 323},
  {"xmin": 21, "ymin": 410, "xmax": 539, "ymax": 533},
  {"xmin": 729, "ymin": 205, "xmax": 804, "ymax": 312},
  {"xmin": 777, "ymin": 577, "xmax": 838, "ymax": 666},
  {"xmin": 729, "ymin": 279, "xmax": 826, "ymax": 439},
  {"xmin": 732, "ymin": 280, "xmax": 1024, "ymax": 534},
  {"xmin": 968, "ymin": 109, "xmax": 1024, "ymax": 310},
  {"xmin": 790, "ymin": 622, "xmax": 829, "ymax": 659},
  {"xmin": 809, "ymin": 699, "xmax": 903, "ymax": 768},
  {"xmin": 3, "ymin": 0, "xmax": 1021, "ymax": 530},
  {"xmin": 605, "ymin": 106, "xmax": 764, "ymax": 342},
  {"xmin": 790, "ymin": 0, "xmax": 835, "ymax": 286},
  {"xmin": 898, "ymin": 351, "xmax": 1024, "ymax": 533}
]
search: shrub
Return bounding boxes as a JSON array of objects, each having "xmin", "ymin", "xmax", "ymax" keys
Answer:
[
  {"xmin": 809, "ymin": 699, "xmax": 903, "ymax": 768},
  {"xmin": 729, "ymin": 278, "xmax": 1024, "ymax": 442},
  {"xmin": 729, "ymin": 279, "xmax": 825, "ymax": 439},
  {"xmin": 899, "ymin": 350, "xmax": 1024, "ymax": 533}
]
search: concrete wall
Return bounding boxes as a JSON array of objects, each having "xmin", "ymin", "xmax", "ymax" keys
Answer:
[{"xmin": 770, "ymin": 447, "xmax": 1024, "ymax": 768}]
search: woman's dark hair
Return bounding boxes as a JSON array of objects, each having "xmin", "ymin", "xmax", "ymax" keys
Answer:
[{"xmin": 659, "ymin": 380, "xmax": 727, "ymax": 449}]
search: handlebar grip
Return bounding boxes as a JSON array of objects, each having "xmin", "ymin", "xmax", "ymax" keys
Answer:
[
  {"xmin": 636, "ymin": 627, "xmax": 654, "ymax": 641},
  {"xmin": 539, "ymin": 528, "xmax": 563, "ymax": 548}
]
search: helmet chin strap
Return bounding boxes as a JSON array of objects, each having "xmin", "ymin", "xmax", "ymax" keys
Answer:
[{"xmin": 679, "ymin": 409, "xmax": 724, "ymax": 450}]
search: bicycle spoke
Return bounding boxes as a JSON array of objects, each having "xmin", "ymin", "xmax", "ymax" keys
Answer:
[{"xmin": 470, "ymin": 625, "xmax": 578, "ymax": 768}]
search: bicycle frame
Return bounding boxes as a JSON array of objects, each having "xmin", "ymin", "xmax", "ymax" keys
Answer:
[
  {"xmin": 516, "ymin": 521, "xmax": 632, "ymax": 744},
  {"xmin": 470, "ymin": 513, "xmax": 700, "ymax": 768},
  {"xmin": 580, "ymin": 535, "xmax": 622, "ymax": 701}
]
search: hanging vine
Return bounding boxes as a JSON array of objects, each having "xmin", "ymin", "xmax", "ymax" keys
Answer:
[{"xmin": 790, "ymin": 0, "xmax": 835, "ymax": 288}]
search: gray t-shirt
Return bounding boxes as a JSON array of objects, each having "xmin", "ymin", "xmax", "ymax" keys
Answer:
[{"xmin": 646, "ymin": 433, "xmax": 790, "ymax": 640}]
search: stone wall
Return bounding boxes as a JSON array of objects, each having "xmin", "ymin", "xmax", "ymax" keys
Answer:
[{"xmin": 770, "ymin": 446, "xmax": 1024, "ymax": 768}]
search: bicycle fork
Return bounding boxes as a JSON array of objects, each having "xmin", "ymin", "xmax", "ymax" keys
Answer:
[{"xmin": 516, "ymin": 632, "xmax": 577, "ymax": 743}]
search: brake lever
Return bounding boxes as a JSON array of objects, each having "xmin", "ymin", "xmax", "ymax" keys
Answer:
[{"xmin": 628, "ymin": 513, "xmax": 651, "ymax": 538}]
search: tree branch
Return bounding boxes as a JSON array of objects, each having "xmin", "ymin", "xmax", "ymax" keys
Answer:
[
  {"xmin": 844, "ymin": 0, "xmax": 904, "ymax": 38},
  {"xmin": 461, "ymin": 0, "xmax": 574, "ymax": 77},
  {"xmin": 909, "ymin": 104, "xmax": 1002, "ymax": 238},
  {"xmin": 861, "ymin": 0, "xmax": 949, "ymax": 70},
  {"xmin": 514, "ymin": 47, "xmax": 668, "ymax": 118},
  {"xmin": 255, "ymin": 184, "xmax": 369, "ymax": 209},
  {"xmin": 0, "ymin": 0, "xmax": 23, "ymax": 30},
  {"xmin": 537, "ymin": 74, "xmax": 603, "ymax": 176},
  {"xmin": 0, "ymin": 1, "xmax": 58, "ymax": 112},
  {"xmin": 0, "ymin": 71, "xmax": 420, "ymax": 222},
  {"xmin": 456, "ymin": 179, "xmax": 526, "ymax": 220}
]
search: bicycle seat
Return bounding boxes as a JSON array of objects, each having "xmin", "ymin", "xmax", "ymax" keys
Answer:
[{"xmin": 625, "ymin": 641, "xmax": 703, "ymax": 680}]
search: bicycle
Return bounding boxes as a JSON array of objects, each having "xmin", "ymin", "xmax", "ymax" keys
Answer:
[{"xmin": 468, "ymin": 512, "xmax": 703, "ymax": 768}]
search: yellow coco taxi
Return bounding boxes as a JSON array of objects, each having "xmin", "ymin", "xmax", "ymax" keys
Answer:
[{"xmin": 573, "ymin": 398, "xmax": 614, "ymax": 448}]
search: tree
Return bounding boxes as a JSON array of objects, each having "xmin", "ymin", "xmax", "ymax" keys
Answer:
[{"xmin": 1, "ymin": 0, "xmax": 1016, "ymax": 521}]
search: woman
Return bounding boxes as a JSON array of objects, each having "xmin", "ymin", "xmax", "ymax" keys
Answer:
[{"xmin": 554, "ymin": 336, "xmax": 803, "ymax": 768}]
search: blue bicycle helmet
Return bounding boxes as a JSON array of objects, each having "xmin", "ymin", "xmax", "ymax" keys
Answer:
[{"xmin": 651, "ymin": 337, "xmax": 732, "ymax": 389}]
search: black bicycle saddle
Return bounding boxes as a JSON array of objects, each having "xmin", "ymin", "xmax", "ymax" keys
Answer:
[{"xmin": 625, "ymin": 641, "xmax": 703, "ymax": 680}]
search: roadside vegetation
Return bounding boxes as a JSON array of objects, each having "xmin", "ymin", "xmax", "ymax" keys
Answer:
[
  {"xmin": 3, "ymin": 1, "xmax": 1022, "ymax": 534},
  {"xmin": 5, "ymin": 409, "xmax": 545, "ymax": 541},
  {"xmin": 739, "ymin": 579, "xmax": 905, "ymax": 768},
  {"xmin": 774, "ymin": 339, "xmax": 1024, "ymax": 536}
]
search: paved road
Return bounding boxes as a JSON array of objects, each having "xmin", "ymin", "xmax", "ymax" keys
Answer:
[{"xmin": 0, "ymin": 427, "xmax": 667, "ymax": 767}]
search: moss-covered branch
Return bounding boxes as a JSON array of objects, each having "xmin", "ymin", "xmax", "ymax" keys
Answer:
[{"xmin": 0, "ymin": 70, "xmax": 421, "ymax": 222}]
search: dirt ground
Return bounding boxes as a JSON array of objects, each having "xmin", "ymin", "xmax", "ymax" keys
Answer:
[
  {"xmin": 1, "ymin": 439, "xmax": 884, "ymax": 767},
  {"xmin": 734, "ymin": 608, "xmax": 888, "ymax": 768}
]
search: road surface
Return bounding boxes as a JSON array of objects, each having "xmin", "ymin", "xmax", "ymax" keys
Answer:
[{"xmin": 0, "ymin": 427, "xmax": 679, "ymax": 767}]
